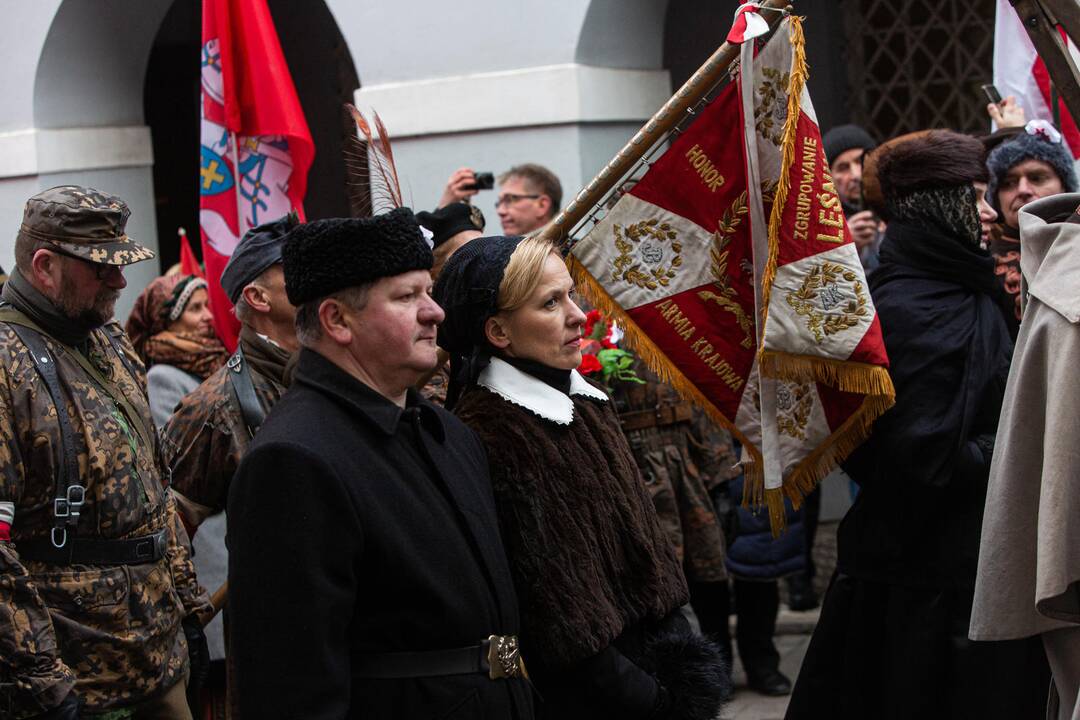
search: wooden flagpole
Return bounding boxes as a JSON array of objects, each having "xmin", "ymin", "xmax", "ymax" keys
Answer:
[
  {"xmin": 1012, "ymin": 0, "xmax": 1080, "ymax": 126},
  {"xmin": 536, "ymin": 0, "xmax": 793, "ymax": 248}
]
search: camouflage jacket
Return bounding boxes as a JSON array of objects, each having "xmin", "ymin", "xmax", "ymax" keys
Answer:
[
  {"xmin": 611, "ymin": 359, "xmax": 739, "ymax": 583},
  {"xmin": 163, "ymin": 329, "xmax": 289, "ymax": 527},
  {"xmin": 0, "ymin": 318, "xmax": 210, "ymax": 717}
]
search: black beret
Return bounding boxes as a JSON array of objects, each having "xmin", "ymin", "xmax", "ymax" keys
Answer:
[
  {"xmin": 221, "ymin": 212, "xmax": 298, "ymax": 304},
  {"xmin": 823, "ymin": 124, "xmax": 877, "ymax": 166},
  {"xmin": 433, "ymin": 235, "xmax": 522, "ymax": 354},
  {"xmin": 283, "ymin": 207, "xmax": 433, "ymax": 306},
  {"xmin": 415, "ymin": 203, "xmax": 486, "ymax": 249}
]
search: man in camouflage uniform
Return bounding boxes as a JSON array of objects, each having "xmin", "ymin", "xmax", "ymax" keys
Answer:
[
  {"xmin": 0, "ymin": 186, "xmax": 211, "ymax": 719},
  {"xmin": 162, "ymin": 217, "xmax": 297, "ymax": 714},
  {"xmin": 164, "ymin": 215, "xmax": 297, "ymax": 535},
  {"xmin": 612, "ymin": 359, "xmax": 739, "ymax": 639}
]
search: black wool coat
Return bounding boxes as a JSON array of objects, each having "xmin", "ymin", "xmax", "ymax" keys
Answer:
[{"xmin": 226, "ymin": 349, "xmax": 533, "ymax": 720}]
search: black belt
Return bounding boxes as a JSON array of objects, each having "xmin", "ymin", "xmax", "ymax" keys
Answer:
[
  {"xmin": 352, "ymin": 635, "xmax": 525, "ymax": 681},
  {"xmin": 16, "ymin": 529, "xmax": 167, "ymax": 566}
]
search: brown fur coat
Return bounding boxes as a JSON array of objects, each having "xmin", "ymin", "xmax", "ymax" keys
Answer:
[{"xmin": 455, "ymin": 381, "xmax": 688, "ymax": 667}]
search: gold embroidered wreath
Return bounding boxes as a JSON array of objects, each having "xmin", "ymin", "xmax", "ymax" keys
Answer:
[
  {"xmin": 611, "ymin": 218, "xmax": 683, "ymax": 290},
  {"xmin": 785, "ymin": 261, "xmax": 868, "ymax": 344}
]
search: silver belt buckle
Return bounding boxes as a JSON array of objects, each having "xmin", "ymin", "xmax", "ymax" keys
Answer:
[{"xmin": 487, "ymin": 634, "xmax": 522, "ymax": 680}]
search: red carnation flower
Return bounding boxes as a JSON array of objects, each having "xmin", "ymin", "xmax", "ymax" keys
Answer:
[{"xmin": 578, "ymin": 353, "xmax": 603, "ymax": 375}]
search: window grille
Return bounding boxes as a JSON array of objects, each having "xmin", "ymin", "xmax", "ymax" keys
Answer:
[{"xmin": 843, "ymin": 0, "xmax": 996, "ymax": 140}]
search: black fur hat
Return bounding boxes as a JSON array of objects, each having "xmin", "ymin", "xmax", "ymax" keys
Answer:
[
  {"xmin": 282, "ymin": 207, "xmax": 433, "ymax": 306},
  {"xmin": 870, "ymin": 130, "xmax": 988, "ymax": 204}
]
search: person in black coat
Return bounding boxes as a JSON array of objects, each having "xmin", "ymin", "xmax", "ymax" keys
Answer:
[
  {"xmin": 226, "ymin": 209, "xmax": 533, "ymax": 719},
  {"xmin": 786, "ymin": 131, "xmax": 1049, "ymax": 719}
]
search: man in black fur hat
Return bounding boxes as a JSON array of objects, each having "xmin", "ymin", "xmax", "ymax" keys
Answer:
[{"xmin": 225, "ymin": 208, "xmax": 532, "ymax": 719}]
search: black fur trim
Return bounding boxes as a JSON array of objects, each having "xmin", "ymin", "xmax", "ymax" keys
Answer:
[{"xmin": 639, "ymin": 627, "xmax": 730, "ymax": 720}]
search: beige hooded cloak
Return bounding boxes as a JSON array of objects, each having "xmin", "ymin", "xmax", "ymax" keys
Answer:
[{"xmin": 970, "ymin": 192, "xmax": 1080, "ymax": 642}]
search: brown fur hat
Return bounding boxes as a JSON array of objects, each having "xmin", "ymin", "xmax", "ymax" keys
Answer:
[{"xmin": 862, "ymin": 130, "xmax": 988, "ymax": 214}]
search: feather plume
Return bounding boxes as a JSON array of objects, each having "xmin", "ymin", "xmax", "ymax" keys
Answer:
[{"xmin": 343, "ymin": 104, "xmax": 405, "ymax": 216}]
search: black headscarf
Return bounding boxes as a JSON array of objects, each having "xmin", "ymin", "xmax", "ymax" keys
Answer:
[{"xmin": 432, "ymin": 235, "xmax": 522, "ymax": 408}]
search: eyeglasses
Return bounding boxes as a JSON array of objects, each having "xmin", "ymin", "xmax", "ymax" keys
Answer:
[{"xmin": 494, "ymin": 193, "xmax": 541, "ymax": 210}]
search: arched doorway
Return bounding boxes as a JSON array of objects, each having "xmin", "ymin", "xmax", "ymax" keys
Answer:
[
  {"xmin": 32, "ymin": 0, "xmax": 175, "ymax": 317},
  {"xmin": 145, "ymin": 0, "xmax": 361, "ymax": 272}
]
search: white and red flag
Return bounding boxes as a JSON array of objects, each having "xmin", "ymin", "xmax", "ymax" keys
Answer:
[
  {"xmin": 199, "ymin": 0, "xmax": 313, "ymax": 350},
  {"xmin": 993, "ymin": 0, "xmax": 1080, "ymax": 157},
  {"xmin": 568, "ymin": 16, "xmax": 894, "ymax": 534}
]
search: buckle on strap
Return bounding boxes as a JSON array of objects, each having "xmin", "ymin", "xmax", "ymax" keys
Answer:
[{"xmin": 486, "ymin": 634, "xmax": 523, "ymax": 680}]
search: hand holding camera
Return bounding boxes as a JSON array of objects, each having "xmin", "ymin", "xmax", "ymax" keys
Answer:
[{"xmin": 438, "ymin": 167, "xmax": 494, "ymax": 207}]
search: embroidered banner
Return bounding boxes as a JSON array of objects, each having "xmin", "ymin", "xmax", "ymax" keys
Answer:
[{"xmin": 569, "ymin": 17, "xmax": 894, "ymax": 534}]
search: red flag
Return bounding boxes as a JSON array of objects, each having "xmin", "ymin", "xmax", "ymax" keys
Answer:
[
  {"xmin": 177, "ymin": 228, "xmax": 205, "ymax": 279},
  {"xmin": 199, "ymin": 0, "xmax": 313, "ymax": 351}
]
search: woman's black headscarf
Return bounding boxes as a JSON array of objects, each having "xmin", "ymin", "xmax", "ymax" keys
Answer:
[{"xmin": 433, "ymin": 235, "xmax": 522, "ymax": 408}]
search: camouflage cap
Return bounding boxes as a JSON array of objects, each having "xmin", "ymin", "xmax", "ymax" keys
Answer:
[{"xmin": 17, "ymin": 185, "xmax": 155, "ymax": 266}]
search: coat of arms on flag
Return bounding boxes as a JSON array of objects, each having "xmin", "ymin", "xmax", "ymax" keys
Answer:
[
  {"xmin": 198, "ymin": 0, "xmax": 314, "ymax": 351},
  {"xmin": 567, "ymin": 14, "xmax": 895, "ymax": 534}
]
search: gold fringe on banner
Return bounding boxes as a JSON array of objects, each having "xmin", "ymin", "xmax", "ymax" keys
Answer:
[
  {"xmin": 757, "ymin": 16, "xmax": 807, "ymax": 320},
  {"xmin": 567, "ymin": 255, "xmax": 763, "ymax": 470},
  {"xmin": 759, "ymin": 351, "xmax": 896, "ymax": 397}
]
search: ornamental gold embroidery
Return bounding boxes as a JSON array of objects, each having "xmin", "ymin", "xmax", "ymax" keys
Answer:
[
  {"xmin": 785, "ymin": 261, "xmax": 868, "ymax": 343},
  {"xmin": 776, "ymin": 381, "xmax": 814, "ymax": 440},
  {"xmin": 755, "ymin": 67, "xmax": 790, "ymax": 146},
  {"xmin": 698, "ymin": 191, "xmax": 754, "ymax": 350},
  {"xmin": 611, "ymin": 219, "xmax": 683, "ymax": 291}
]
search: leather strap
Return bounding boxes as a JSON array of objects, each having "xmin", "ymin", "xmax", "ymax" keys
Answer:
[
  {"xmin": 619, "ymin": 402, "xmax": 695, "ymax": 432},
  {"xmin": 16, "ymin": 528, "xmax": 167, "ymax": 566},
  {"xmin": 4, "ymin": 320, "xmax": 84, "ymax": 546},
  {"xmin": 226, "ymin": 349, "xmax": 266, "ymax": 438}
]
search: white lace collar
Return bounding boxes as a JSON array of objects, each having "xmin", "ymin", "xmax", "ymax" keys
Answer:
[{"xmin": 477, "ymin": 356, "xmax": 608, "ymax": 425}]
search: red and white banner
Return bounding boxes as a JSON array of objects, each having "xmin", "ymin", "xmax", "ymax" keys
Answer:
[
  {"xmin": 569, "ymin": 17, "xmax": 894, "ymax": 534},
  {"xmin": 994, "ymin": 0, "xmax": 1080, "ymax": 157},
  {"xmin": 199, "ymin": 0, "xmax": 313, "ymax": 350}
]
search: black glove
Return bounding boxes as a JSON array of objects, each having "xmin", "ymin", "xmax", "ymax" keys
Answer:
[
  {"xmin": 35, "ymin": 691, "xmax": 80, "ymax": 720},
  {"xmin": 182, "ymin": 614, "xmax": 210, "ymax": 713}
]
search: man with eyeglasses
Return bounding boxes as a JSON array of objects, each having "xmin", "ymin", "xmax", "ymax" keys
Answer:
[
  {"xmin": 0, "ymin": 186, "xmax": 211, "ymax": 719},
  {"xmin": 439, "ymin": 164, "xmax": 562, "ymax": 236}
]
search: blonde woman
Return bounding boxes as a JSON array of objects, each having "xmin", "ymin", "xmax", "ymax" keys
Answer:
[{"xmin": 434, "ymin": 235, "xmax": 727, "ymax": 720}]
